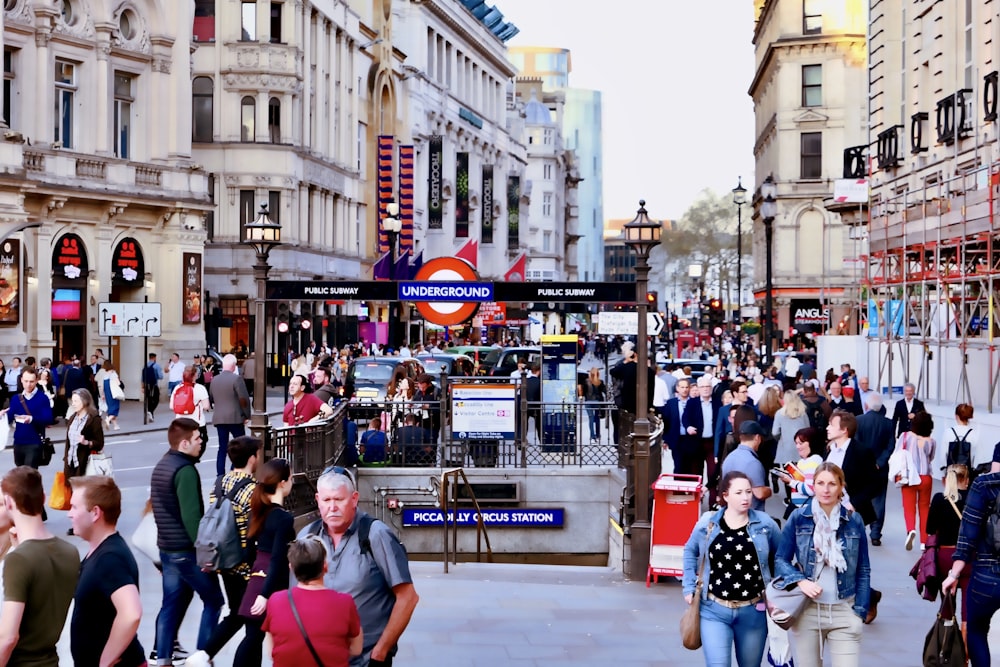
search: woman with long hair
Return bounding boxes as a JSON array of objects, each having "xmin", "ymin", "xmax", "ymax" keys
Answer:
[
  {"xmin": 583, "ymin": 367, "xmax": 606, "ymax": 444},
  {"xmin": 898, "ymin": 411, "xmax": 937, "ymax": 550},
  {"xmin": 64, "ymin": 388, "xmax": 103, "ymax": 479},
  {"xmin": 101, "ymin": 360, "xmax": 123, "ymax": 431},
  {"xmin": 756, "ymin": 386, "xmax": 782, "ymax": 432},
  {"xmin": 682, "ymin": 471, "xmax": 781, "ymax": 666},
  {"xmin": 775, "ymin": 462, "xmax": 871, "ymax": 667},
  {"xmin": 36, "ymin": 368, "xmax": 56, "ymax": 409},
  {"xmin": 772, "ymin": 390, "xmax": 811, "ymax": 464},
  {"xmin": 925, "ymin": 464, "xmax": 971, "ymax": 633},
  {"xmin": 232, "ymin": 458, "xmax": 296, "ymax": 667},
  {"xmin": 776, "ymin": 427, "xmax": 826, "ymax": 518}
]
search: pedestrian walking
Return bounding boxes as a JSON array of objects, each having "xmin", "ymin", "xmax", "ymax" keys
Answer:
[
  {"xmin": 682, "ymin": 470, "xmax": 781, "ymax": 667},
  {"xmin": 720, "ymin": 421, "xmax": 772, "ymax": 512},
  {"xmin": 167, "ymin": 353, "xmax": 185, "ymax": 394},
  {"xmin": 102, "ymin": 360, "xmax": 123, "ymax": 431},
  {"xmin": 772, "ymin": 390, "xmax": 811, "ymax": 464},
  {"xmin": 774, "ymin": 462, "xmax": 872, "ymax": 667},
  {"xmin": 854, "ymin": 393, "xmax": 895, "ymax": 546},
  {"xmin": 897, "ymin": 411, "xmax": 936, "ymax": 551},
  {"xmin": 68, "ymin": 475, "xmax": 145, "ymax": 667},
  {"xmin": 209, "ymin": 354, "xmax": 251, "ymax": 477},
  {"xmin": 63, "ymin": 388, "xmax": 104, "ymax": 534},
  {"xmin": 925, "ymin": 464, "xmax": 971, "ymax": 634},
  {"xmin": 171, "ymin": 366, "xmax": 211, "ymax": 446},
  {"xmin": 891, "ymin": 382, "xmax": 925, "ymax": 438},
  {"xmin": 143, "ymin": 353, "xmax": 164, "ymax": 422},
  {"xmin": 1, "ymin": 367, "xmax": 53, "ymax": 468},
  {"xmin": 774, "ymin": 427, "xmax": 826, "ymax": 518}
]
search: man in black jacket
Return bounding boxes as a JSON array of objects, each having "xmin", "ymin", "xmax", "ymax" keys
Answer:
[
  {"xmin": 395, "ymin": 412, "xmax": 434, "ymax": 466},
  {"xmin": 891, "ymin": 382, "xmax": 925, "ymax": 438},
  {"xmin": 854, "ymin": 393, "xmax": 895, "ymax": 545}
]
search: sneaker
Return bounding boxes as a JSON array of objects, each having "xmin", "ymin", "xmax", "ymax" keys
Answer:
[
  {"xmin": 172, "ymin": 641, "xmax": 189, "ymax": 661},
  {"xmin": 905, "ymin": 529, "xmax": 918, "ymax": 551},
  {"xmin": 185, "ymin": 650, "xmax": 211, "ymax": 667},
  {"xmin": 147, "ymin": 411, "xmax": 154, "ymax": 422}
]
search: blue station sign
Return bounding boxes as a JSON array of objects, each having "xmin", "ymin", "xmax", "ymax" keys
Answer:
[
  {"xmin": 402, "ymin": 507, "xmax": 565, "ymax": 527},
  {"xmin": 397, "ymin": 281, "xmax": 494, "ymax": 302}
]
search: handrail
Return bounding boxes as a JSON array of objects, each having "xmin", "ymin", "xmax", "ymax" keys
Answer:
[{"xmin": 439, "ymin": 467, "xmax": 493, "ymax": 573}]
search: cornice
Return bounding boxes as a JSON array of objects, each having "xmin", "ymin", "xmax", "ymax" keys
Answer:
[
  {"xmin": 418, "ymin": 0, "xmax": 516, "ymax": 79},
  {"xmin": 749, "ymin": 34, "xmax": 866, "ymax": 98}
]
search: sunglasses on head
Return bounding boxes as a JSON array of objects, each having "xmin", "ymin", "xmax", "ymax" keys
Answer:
[{"xmin": 321, "ymin": 464, "xmax": 355, "ymax": 485}]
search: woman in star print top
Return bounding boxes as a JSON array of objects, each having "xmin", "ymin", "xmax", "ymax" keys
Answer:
[{"xmin": 683, "ymin": 471, "xmax": 781, "ymax": 666}]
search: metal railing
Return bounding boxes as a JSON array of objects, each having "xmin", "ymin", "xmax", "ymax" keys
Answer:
[{"xmin": 439, "ymin": 468, "xmax": 493, "ymax": 573}]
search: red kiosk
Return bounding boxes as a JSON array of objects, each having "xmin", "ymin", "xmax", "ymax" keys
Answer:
[{"xmin": 647, "ymin": 473, "xmax": 704, "ymax": 586}]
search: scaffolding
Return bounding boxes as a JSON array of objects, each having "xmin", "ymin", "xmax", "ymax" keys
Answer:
[{"xmin": 866, "ymin": 161, "xmax": 1000, "ymax": 410}]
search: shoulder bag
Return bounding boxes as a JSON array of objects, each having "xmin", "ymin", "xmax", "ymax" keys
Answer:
[
  {"xmin": 288, "ymin": 588, "xmax": 326, "ymax": 667},
  {"xmin": 680, "ymin": 521, "xmax": 713, "ymax": 650},
  {"xmin": 923, "ymin": 593, "xmax": 966, "ymax": 667},
  {"xmin": 18, "ymin": 395, "xmax": 55, "ymax": 466},
  {"xmin": 766, "ymin": 542, "xmax": 820, "ymax": 630}
]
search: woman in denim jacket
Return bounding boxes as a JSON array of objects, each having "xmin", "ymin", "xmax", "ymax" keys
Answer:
[
  {"xmin": 774, "ymin": 462, "xmax": 871, "ymax": 667},
  {"xmin": 683, "ymin": 471, "xmax": 781, "ymax": 666}
]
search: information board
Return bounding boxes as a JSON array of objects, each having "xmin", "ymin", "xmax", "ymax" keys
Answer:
[
  {"xmin": 98, "ymin": 302, "xmax": 162, "ymax": 337},
  {"xmin": 451, "ymin": 383, "xmax": 517, "ymax": 439}
]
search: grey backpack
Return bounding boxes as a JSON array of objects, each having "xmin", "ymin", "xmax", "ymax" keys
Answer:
[{"xmin": 195, "ymin": 476, "xmax": 253, "ymax": 571}]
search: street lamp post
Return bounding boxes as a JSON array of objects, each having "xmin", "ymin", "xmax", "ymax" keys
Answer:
[
  {"xmin": 760, "ymin": 177, "xmax": 778, "ymax": 367},
  {"xmin": 623, "ymin": 199, "xmax": 662, "ymax": 581},
  {"xmin": 243, "ymin": 203, "xmax": 283, "ymax": 436},
  {"xmin": 383, "ymin": 202, "xmax": 402, "ymax": 349},
  {"xmin": 732, "ymin": 178, "xmax": 747, "ymax": 330}
]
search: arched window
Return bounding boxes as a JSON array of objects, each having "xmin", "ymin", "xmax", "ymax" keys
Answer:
[
  {"xmin": 241, "ymin": 96, "xmax": 255, "ymax": 142},
  {"xmin": 192, "ymin": 76, "xmax": 213, "ymax": 142},
  {"xmin": 268, "ymin": 97, "xmax": 280, "ymax": 143}
]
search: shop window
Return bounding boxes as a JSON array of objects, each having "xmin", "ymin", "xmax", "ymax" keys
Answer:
[{"xmin": 192, "ymin": 76, "xmax": 213, "ymax": 142}]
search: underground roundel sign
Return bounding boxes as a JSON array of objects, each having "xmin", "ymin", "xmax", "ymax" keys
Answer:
[{"xmin": 407, "ymin": 257, "xmax": 486, "ymax": 327}]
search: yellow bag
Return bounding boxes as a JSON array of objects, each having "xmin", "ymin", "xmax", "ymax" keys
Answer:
[{"xmin": 48, "ymin": 472, "xmax": 71, "ymax": 511}]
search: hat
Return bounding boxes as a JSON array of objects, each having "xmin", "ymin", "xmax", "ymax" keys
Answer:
[
  {"xmin": 739, "ymin": 421, "xmax": 767, "ymax": 437},
  {"xmin": 805, "ymin": 379, "xmax": 821, "ymax": 390}
]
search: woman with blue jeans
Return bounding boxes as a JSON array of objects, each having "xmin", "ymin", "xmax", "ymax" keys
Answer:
[
  {"xmin": 774, "ymin": 462, "xmax": 871, "ymax": 667},
  {"xmin": 582, "ymin": 368, "xmax": 606, "ymax": 444},
  {"xmin": 942, "ymin": 470, "xmax": 1000, "ymax": 667},
  {"xmin": 683, "ymin": 471, "xmax": 781, "ymax": 666}
]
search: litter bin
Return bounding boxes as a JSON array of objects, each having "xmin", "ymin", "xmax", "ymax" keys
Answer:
[{"xmin": 647, "ymin": 473, "xmax": 704, "ymax": 587}]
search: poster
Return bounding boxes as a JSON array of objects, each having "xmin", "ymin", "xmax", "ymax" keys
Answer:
[
  {"xmin": 0, "ymin": 239, "xmax": 19, "ymax": 325},
  {"xmin": 507, "ymin": 176, "xmax": 520, "ymax": 250},
  {"xmin": 481, "ymin": 165, "xmax": 494, "ymax": 244},
  {"xmin": 183, "ymin": 253, "xmax": 202, "ymax": 324},
  {"xmin": 428, "ymin": 135, "xmax": 443, "ymax": 229},
  {"xmin": 456, "ymin": 152, "xmax": 469, "ymax": 238}
]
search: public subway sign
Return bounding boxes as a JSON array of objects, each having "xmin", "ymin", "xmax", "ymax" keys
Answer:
[{"xmin": 402, "ymin": 508, "xmax": 565, "ymax": 527}]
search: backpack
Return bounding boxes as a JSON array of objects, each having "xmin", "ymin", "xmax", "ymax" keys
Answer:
[
  {"xmin": 195, "ymin": 476, "xmax": 254, "ymax": 571},
  {"xmin": 804, "ymin": 397, "xmax": 828, "ymax": 431},
  {"xmin": 142, "ymin": 363, "xmax": 157, "ymax": 386},
  {"xmin": 946, "ymin": 428, "xmax": 972, "ymax": 468},
  {"xmin": 172, "ymin": 383, "xmax": 196, "ymax": 415}
]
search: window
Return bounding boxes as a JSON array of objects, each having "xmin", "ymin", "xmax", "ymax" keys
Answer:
[
  {"xmin": 964, "ymin": 0, "xmax": 973, "ymax": 88},
  {"xmin": 267, "ymin": 97, "xmax": 280, "ymax": 142},
  {"xmin": 800, "ymin": 132, "xmax": 822, "ymax": 179},
  {"xmin": 60, "ymin": 0, "xmax": 76, "ymax": 25},
  {"xmin": 3, "ymin": 48, "xmax": 14, "ymax": 129},
  {"xmin": 543, "ymin": 163, "xmax": 553, "ymax": 179},
  {"xmin": 241, "ymin": 1, "xmax": 256, "ymax": 41},
  {"xmin": 240, "ymin": 95, "xmax": 255, "ymax": 142},
  {"xmin": 543, "ymin": 231, "xmax": 552, "ymax": 252},
  {"xmin": 543, "ymin": 128, "xmax": 553, "ymax": 145},
  {"xmin": 54, "ymin": 59, "xmax": 76, "ymax": 148},
  {"xmin": 192, "ymin": 76, "xmax": 213, "ymax": 142},
  {"xmin": 113, "ymin": 72, "xmax": 133, "ymax": 158},
  {"xmin": 270, "ymin": 2, "xmax": 282, "ymax": 43},
  {"xmin": 193, "ymin": 0, "xmax": 215, "ymax": 42},
  {"xmin": 268, "ymin": 190, "xmax": 280, "ymax": 224},
  {"xmin": 802, "ymin": 65, "xmax": 822, "ymax": 107},
  {"xmin": 206, "ymin": 173, "xmax": 215, "ymax": 240},
  {"xmin": 803, "ymin": 0, "xmax": 821, "ymax": 34},
  {"xmin": 542, "ymin": 192, "xmax": 553, "ymax": 217},
  {"xmin": 239, "ymin": 189, "xmax": 255, "ymax": 240}
]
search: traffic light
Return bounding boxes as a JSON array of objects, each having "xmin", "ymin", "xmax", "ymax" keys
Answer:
[
  {"xmin": 299, "ymin": 307, "xmax": 312, "ymax": 330},
  {"xmin": 708, "ymin": 298, "xmax": 724, "ymax": 328},
  {"xmin": 276, "ymin": 303, "xmax": 290, "ymax": 333},
  {"xmin": 646, "ymin": 290, "xmax": 658, "ymax": 310}
]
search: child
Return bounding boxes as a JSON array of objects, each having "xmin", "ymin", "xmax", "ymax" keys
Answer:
[{"xmin": 359, "ymin": 417, "xmax": 388, "ymax": 465}]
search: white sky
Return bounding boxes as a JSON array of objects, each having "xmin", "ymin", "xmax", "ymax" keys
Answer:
[{"xmin": 499, "ymin": 0, "xmax": 758, "ymax": 222}]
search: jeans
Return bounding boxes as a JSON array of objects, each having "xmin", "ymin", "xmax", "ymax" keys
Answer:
[
  {"xmin": 168, "ymin": 381, "xmax": 180, "ymax": 395},
  {"xmin": 791, "ymin": 599, "xmax": 863, "ymax": 667},
  {"xmin": 214, "ymin": 424, "xmax": 246, "ymax": 477},
  {"xmin": 967, "ymin": 565, "xmax": 1000, "ymax": 667},
  {"xmin": 699, "ymin": 598, "xmax": 768, "ymax": 667},
  {"xmin": 13, "ymin": 444, "xmax": 42, "ymax": 468},
  {"xmin": 156, "ymin": 551, "xmax": 223, "ymax": 664},
  {"xmin": 204, "ymin": 570, "xmax": 248, "ymax": 658},
  {"xmin": 586, "ymin": 405, "xmax": 600, "ymax": 441},
  {"xmin": 869, "ymin": 480, "xmax": 888, "ymax": 541}
]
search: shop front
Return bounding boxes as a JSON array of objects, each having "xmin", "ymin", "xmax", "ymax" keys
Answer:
[{"xmin": 51, "ymin": 233, "xmax": 89, "ymax": 362}]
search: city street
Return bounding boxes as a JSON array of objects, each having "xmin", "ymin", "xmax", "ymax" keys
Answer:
[{"xmin": 2, "ymin": 396, "xmax": 996, "ymax": 666}]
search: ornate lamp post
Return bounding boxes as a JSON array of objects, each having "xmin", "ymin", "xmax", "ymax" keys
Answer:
[
  {"xmin": 383, "ymin": 202, "xmax": 402, "ymax": 348},
  {"xmin": 244, "ymin": 203, "xmax": 282, "ymax": 434},
  {"xmin": 732, "ymin": 177, "xmax": 747, "ymax": 328},
  {"xmin": 760, "ymin": 176, "xmax": 778, "ymax": 367},
  {"xmin": 623, "ymin": 199, "xmax": 662, "ymax": 580}
]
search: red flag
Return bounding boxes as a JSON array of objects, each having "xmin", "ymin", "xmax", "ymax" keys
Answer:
[
  {"xmin": 455, "ymin": 239, "xmax": 478, "ymax": 269},
  {"xmin": 504, "ymin": 253, "xmax": 526, "ymax": 282}
]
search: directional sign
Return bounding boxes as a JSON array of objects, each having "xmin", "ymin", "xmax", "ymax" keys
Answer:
[
  {"xmin": 98, "ymin": 302, "xmax": 162, "ymax": 337},
  {"xmin": 596, "ymin": 311, "xmax": 665, "ymax": 336}
]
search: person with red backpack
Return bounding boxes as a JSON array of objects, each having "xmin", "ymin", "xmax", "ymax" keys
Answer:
[{"xmin": 170, "ymin": 367, "xmax": 210, "ymax": 445}]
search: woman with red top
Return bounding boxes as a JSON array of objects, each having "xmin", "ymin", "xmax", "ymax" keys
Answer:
[{"xmin": 263, "ymin": 536, "xmax": 362, "ymax": 667}]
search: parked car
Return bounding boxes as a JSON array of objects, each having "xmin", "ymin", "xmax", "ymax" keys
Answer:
[
  {"xmin": 479, "ymin": 347, "xmax": 542, "ymax": 377},
  {"xmin": 660, "ymin": 358, "xmax": 717, "ymax": 381},
  {"xmin": 344, "ymin": 358, "xmax": 425, "ymax": 418},
  {"xmin": 415, "ymin": 354, "xmax": 476, "ymax": 383},
  {"xmin": 447, "ymin": 345, "xmax": 494, "ymax": 373}
]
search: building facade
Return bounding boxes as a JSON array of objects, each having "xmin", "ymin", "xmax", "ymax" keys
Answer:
[
  {"xmin": 0, "ymin": 0, "xmax": 208, "ymax": 387},
  {"xmin": 750, "ymin": 0, "xmax": 866, "ymax": 344},
  {"xmin": 865, "ymin": 0, "xmax": 1000, "ymax": 408}
]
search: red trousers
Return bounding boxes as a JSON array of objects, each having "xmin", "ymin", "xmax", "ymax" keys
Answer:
[{"xmin": 901, "ymin": 474, "xmax": 933, "ymax": 544}]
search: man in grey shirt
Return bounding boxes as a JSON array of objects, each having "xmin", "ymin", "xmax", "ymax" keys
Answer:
[
  {"xmin": 720, "ymin": 421, "xmax": 772, "ymax": 511},
  {"xmin": 299, "ymin": 469, "xmax": 418, "ymax": 666}
]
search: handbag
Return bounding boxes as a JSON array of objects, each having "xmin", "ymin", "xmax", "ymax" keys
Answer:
[
  {"xmin": 923, "ymin": 593, "xmax": 966, "ymax": 667},
  {"xmin": 131, "ymin": 510, "xmax": 160, "ymax": 566},
  {"xmin": 680, "ymin": 521, "xmax": 713, "ymax": 650},
  {"xmin": 85, "ymin": 452, "xmax": 114, "ymax": 477},
  {"xmin": 287, "ymin": 588, "xmax": 326, "ymax": 667},
  {"xmin": 48, "ymin": 471, "xmax": 71, "ymax": 510},
  {"xmin": 765, "ymin": 576, "xmax": 811, "ymax": 630},
  {"xmin": 110, "ymin": 375, "xmax": 125, "ymax": 400}
]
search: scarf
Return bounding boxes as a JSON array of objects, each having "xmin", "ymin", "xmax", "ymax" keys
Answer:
[
  {"xmin": 67, "ymin": 414, "xmax": 86, "ymax": 468},
  {"xmin": 811, "ymin": 498, "xmax": 847, "ymax": 572}
]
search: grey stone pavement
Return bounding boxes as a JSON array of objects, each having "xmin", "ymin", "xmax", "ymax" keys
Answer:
[{"xmin": 4, "ymin": 392, "xmax": 997, "ymax": 666}]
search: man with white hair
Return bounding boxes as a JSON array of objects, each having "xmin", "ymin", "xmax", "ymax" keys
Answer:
[
  {"xmin": 300, "ymin": 468, "xmax": 418, "ymax": 666},
  {"xmin": 854, "ymin": 391, "xmax": 895, "ymax": 546},
  {"xmin": 208, "ymin": 354, "xmax": 251, "ymax": 477}
]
